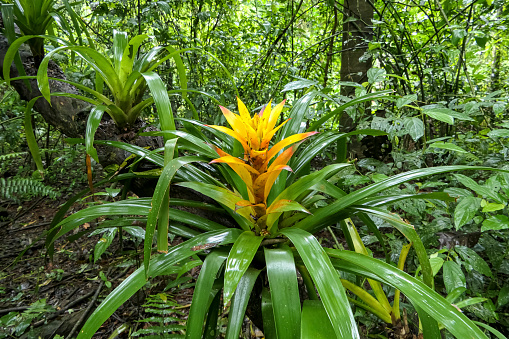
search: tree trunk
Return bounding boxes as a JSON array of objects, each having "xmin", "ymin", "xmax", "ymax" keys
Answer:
[{"xmin": 339, "ymin": 0, "xmax": 373, "ymax": 132}]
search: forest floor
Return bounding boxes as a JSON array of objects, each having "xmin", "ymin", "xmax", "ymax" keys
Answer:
[{"xmin": 0, "ymin": 188, "xmax": 231, "ymax": 339}]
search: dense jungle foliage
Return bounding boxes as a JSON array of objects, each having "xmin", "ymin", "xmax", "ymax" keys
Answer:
[{"xmin": 1, "ymin": 0, "xmax": 509, "ymax": 338}]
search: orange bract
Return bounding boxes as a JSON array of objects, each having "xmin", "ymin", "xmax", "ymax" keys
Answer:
[{"xmin": 208, "ymin": 98, "xmax": 317, "ymax": 229}]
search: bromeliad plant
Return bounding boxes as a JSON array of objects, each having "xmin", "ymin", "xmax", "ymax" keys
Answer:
[{"xmin": 47, "ymin": 96, "xmax": 500, "ymax": 338}]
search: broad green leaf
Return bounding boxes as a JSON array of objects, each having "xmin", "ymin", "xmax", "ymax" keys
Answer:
[
  {"xmin": 446, "ymin": 287, "xmax": 467, "ymax": 303},
  {"xmin": 473, "ymin": 321, "xmax": 507, "ymax": 339},
  {"xmin": 186, "ymin": 250, "xmax": 228, "ymax": 339},
  {"xmin": 482, "ymin": 215, "xmax": 509, "ymax": 232},
  {"xmin": 454, "ymin": 196, "xmax": 481, "ymax": 230},
  {"xmin": 453, "ymin": 173, "xmax": 504, "ymax": 203},
  {"xmin": 443, "ymin": 261, "xmax": 466, "ymax": 294},
  {"xmin": 112, "ymin": 30, "xmax": 128, "ymax": 74},
  {"xmin": 403, "ymin": 117, "xmax": 424, "ymax": 141},
  {"xmin": 223, "ymin": 231, "xmax": 263, "ymax": 307},
  {"xmin": 267, "ymin": 199, "xmax": 310, "ymax": 215},
  {"xmin": 488, "ymin": 129, "xmax": 509, "ymax": 138},
  {"xmin": 482, "ymin": 203, "xmax": 505, "ymax": 212},
  {"xmin": 85, "ymin": 105, "xmax": 106, "ymax": 163},
  {"xmin": 396, "ymin": 94, "xmax": 417, "ymax": 108},
  {"xmin": 429, "ymin": 257, "xmax": 444, "ymax": 276},
  {"xmin": 455, "ymin": 246, "xmax": 492, "ymax": 277},
  {"xmin": 367, "ymin": 68, "xmax": 386, "ymax": 84},
  {"xmin": 301, "ymin": 300, "xmax": 336, "ymax": 339},
  {"xmin": 281, "ymin": 228, "xmax": 359, "ymax": 339},
  {"xmin": 78, "ymin": 229, "xmax": 242, "ymax": 339},
  {"xmin": 428, "ymin": 142, "xmax": 467, "ymax": 153},
  {"xmin": 328, "ymin": 251, "xmax": 489, "ymax": 339},
  {"xmin": 424, "ymin": 108, "xmax": 454, "ymax": 124},
  {"xmin": 225, "ymin": 268, "xmax": 261, "ymax": 339},
  {"xmin": 265, "ymin": 246, "xmax": 301, "ymax": 339},
  {"xmin": 93, "ymin": 228, "xmax": 117, "ymax": 263}
]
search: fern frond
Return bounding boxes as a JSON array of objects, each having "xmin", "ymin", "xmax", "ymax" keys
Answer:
[{"xmin": 0, "ymin": 177, "xmax": 60, "ymax": 202}]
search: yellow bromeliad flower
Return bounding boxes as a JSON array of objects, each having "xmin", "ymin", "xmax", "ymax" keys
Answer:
[{"xmin": 208, "ymin": 97, "xmax": 317, "ymax": 232}]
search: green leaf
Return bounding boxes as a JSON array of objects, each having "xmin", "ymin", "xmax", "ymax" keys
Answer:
[
  {"xmin": 265, "ymin": 246, "xmax": 301, "ymax": 339},
  {"xmin": 455, "ymin": 297, "xmax": 488, "ymax": 309},
  {"xmin": 223, "ymin": 231, "xmax": 263, "ymax": 307},
  {"xmin": 328, "ymin": 251, "xmax": 488, "ymax": 339},
  {"xmin": 141, "ymin": 72, "xmax": 175, "ymax": 132},
  {"xmin": 301, "ymin": 300, "xmax": 336, "ymax": 339},
  {"xmin": 24, "ymin": 97, "xmax": 45, "ymax": 178},
  {"xmin": 78, "ymin": 229, "xmax": 242, "ymax": 339},
  {"xmin": 282, "ymin": 79, "xmax": 319, "ymax": 92},
  {"xmin": 403, "ymin": 117, "xmax": 424, "ymax": 141},
  {"xmin": 429, "ymin": 257, "xmax": 445, "ymax": 276},
  {"xmin": 455, "ymin": 246, "xmax": 492, "ymax": 277},
  {"xmin": 261, "ymin": 288, "xmax": 277, "ymax": 339},
  {"xmin": 367, "ymin": 68, "xmax": 386, "ymax": 84},
  {"xmin": 428, "ymin": 142, "xmax": 468, "ymax": 153},
  {"xmin": 453, "ymin": 173, "xmax": 504, "ymax": 203},
  {"xmin": 423, "ymin": 108, "xmax": 454, "ymax": 124},
  {"xmin": 281, "ymin": 228, "xmax": 359, "ymax": 339},
  {"xmin": 186, "ymin": 250, "xmax": 228, "ymax": 339},
  {"xmin": 396, "ymin": 94, "xmax": 417, "ymax": 109},
  {"xmin": 443, "ymin": 261, "xmax": 466, "ymax": 294},
  {"xmin": 93, "ymin": 228, "xmax": 117, "ymax": 263},
  {"xmin": 225, "ymin": 268, "xmax": 261, "ymax": 339},
  {"xmin": 85, "ymin": 105, "xmax": 106, "ymax": 163},
  {"xmin": 482, "ymin": 202, "xmax": 505, "ymax": 212},
  {"xmin": 487, "ymin": 129, "xmax": 509, "ymax": 139},
  {"xmin": 482, "ymin": 215, "xmax": 509, "ymax": 232},
  {"xmin": 454, "ymin": 196, "xmax": 481, "ymax": 230},
  {"xmin": 144, "ymin": 156, "xmax": 206, "ymax": 276}
]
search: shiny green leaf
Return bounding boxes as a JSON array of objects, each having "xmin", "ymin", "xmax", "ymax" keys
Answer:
[
  {"xmin": 225, "ymin": 268, "xmax": 261, "ymax": 339},
  {"xmin": 186, "ymin": 250, "xmax": 228, "ymax": 339},
  {"xmin": 455, "ymin": 246, "xmax": 492, "ymax": 277},
  {"xmin": 85, "ymin": 105, "xmax": 106, "ymax": 163},
  {"xmin": 265, "ymin": 245, "xmax": 301, "ymax": 339},
  {"xmin": 443, "ymin": 261, "xmax": 466, "ymax": 294},
  {"xmin": 223, "ymin": 231, "xmax": 263, "ymax": 307},
  {"xmin": 328, "ymin": 250, "xmax": 488, "ymax": 339},
  {"xmin": 301, "ymin": 300, "xmax": 336, "ymax": 339},
  {"xmin": 454, "ymin": 196, "xmax": 481, "ymax": 230},
  {"xmin": 281, "ymin": 228, "xmax": 359, "ymax": 339}
]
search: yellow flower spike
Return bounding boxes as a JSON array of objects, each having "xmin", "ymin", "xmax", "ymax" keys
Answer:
[{"xmin": 252, "ymin": 164, "xmax": 292, "ymax": 204}]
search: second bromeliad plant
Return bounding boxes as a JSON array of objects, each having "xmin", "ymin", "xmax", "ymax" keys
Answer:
[{"xmin": 49, "ymin": 96, "xmax": 497, "ymax": 338}]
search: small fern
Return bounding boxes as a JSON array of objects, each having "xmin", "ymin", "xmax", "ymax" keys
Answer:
[
  {"xmin": 0, "ymin": 177, "xmax": 60, "ymax": 202},
  {"xmin": 133, "ymin": 293, "xmax": 186, "ymax": 338},
  {"xmin": 0, "ymin": 152, "xmax": 28, "ymax": 161}
]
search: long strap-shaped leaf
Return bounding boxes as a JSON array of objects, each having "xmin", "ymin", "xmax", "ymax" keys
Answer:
[
  {"xmin": 140, "ymin": 72, "xmax": 175, "ymax": 131},
  {"xmin": 85, "ymin": 105, "xmax": 106, "ymax": 163},
  {"xmin": 296, "ymin": 165, "xmax": 503, "ymax": 234},
  {"xmin": 186, "ymin": 250, "xmax": 228, "ymax": 339},
  {"xmin": 225, "ymin": 268, "xmax": 261, "ymax": 339},
  {"xmin": 223, "ymin": 231, "xmax": 264, "ymax": 306},
  {"xmin": 24, "ymin": 97, "xmax": 45, "ymax": 178},
  {"xmin": 327, "ymin": 250, "xmax": 489, "ymax": 339},
  {"xmin": 281, "ymin": 228, "xmax": 359, "ymax": 339},
  {"xmin": 301, "ymin": 300, "xmax": 336, "ymax": 339},
  {"xmin": 77, "ymin": 229, "xmax": 242, "ymax": 339},
  {"xmin": 265, "ymin": 245, "xmax": 301, "ymax": 339},
  {"xmin": 144, "ymin": 156, "xmax": 205, "ymax": 276}
]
